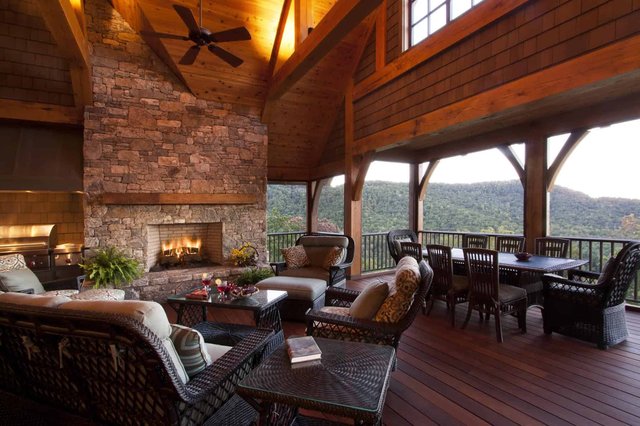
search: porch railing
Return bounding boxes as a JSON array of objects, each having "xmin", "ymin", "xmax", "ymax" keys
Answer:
[{"xmin": 266, "ymin": 230, "xmax": 639, "ymax": 305}]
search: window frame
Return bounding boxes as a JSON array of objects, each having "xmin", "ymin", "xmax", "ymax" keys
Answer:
[{"xmin": 408, "ymin": 0, "xmax": 484, "ymax": 48}]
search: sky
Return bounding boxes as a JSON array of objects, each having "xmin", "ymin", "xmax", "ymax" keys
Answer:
[{"xmin": 332, "ymin": 118, "xmax": 640, "ymax": 200}]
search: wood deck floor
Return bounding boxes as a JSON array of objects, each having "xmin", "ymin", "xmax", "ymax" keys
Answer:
[{"xmin": 187, "ymin": 272, "xmax": 640, "ymax": 425}]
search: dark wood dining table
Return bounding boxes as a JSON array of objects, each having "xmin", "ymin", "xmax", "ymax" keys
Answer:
[{"xmin": 449, "ymin": 248, "xmax": 588, "ymax": 273}]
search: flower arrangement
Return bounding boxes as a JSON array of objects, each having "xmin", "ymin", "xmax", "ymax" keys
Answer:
[{"xmin": 229, "ymin": 242, "xmax": 258, "ymax": 267}]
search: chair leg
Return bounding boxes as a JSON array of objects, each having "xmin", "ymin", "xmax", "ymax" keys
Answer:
[
  {"xmin": 518, "ymin": 302, "xmax": 527, "ymax": 334},
  {"xmin": 448, "ymin": 293, "xmax": 456, "ymax": 327},
  {"xmin": 542, "ymin": 309, "xmax": 552, "ymax": 334},
  {"xmin": 426, "ymin": 296, "xmax": 434, "ymax": 316},
  {"xmin": 495, "ymin": 307, "xmax": 503, "ymax": 343},
  {"xmin": 462, "ymin": 299, "xmax": 473, "ymax": 329}
]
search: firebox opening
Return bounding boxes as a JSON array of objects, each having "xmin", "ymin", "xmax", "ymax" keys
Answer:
[{"xmin": 146, "ymin": 223, "xmax": 223, "ymax": 272}]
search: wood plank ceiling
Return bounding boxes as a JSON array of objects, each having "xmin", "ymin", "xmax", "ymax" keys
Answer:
[{"xmin": 111, "ymin": 0, "xmax": 375, "ymax": 182}]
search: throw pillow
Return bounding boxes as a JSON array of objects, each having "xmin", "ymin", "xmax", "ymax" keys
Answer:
[
  {"xmin": 596, "ymin": 257, "xmax": 616, "ymax": 285},
  {"xmin": 350, "ymin": 281, "xmax": 389, "ymax": 319},
  {"xmin": 281, "ymin": 245, "xmax": 310, "ymax": 269},
  {"xmin": 0, "ymin": 268, "xmax": 46, "ymax": 294},
  {"xmin": 170, "ymin": 324, "xmax": 212, "ymax": 378},
  {"xmin": 393, "ymin": 238, "xmax": 412, "ymax": 258},
  {"xmin": 375, "ymin": 257, "xmax": 421, "ymax": 323},
  {"xmin": 0, "ymin": 254, "xmax": 27, "ymax": 272},
  {"xmin": 322, "ymin": 246, "xmax": 345, "ymax": 270}
]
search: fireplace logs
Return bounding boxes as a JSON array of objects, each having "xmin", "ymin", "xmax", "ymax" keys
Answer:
[{"xmin": 154, "ymin": 237, "xmax": 211, "ymax": 270}]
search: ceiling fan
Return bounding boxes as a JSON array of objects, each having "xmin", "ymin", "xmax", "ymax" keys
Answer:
[{"xmin": 141, "ymin": 1, "xmax": 251, "ymax": 68}]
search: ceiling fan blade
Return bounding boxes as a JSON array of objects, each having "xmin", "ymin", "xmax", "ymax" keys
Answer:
[
  {"xmin": 179, "ymin": 46, "xmax": 200, "ymax": 65},
  {"xmin": 140, "ymin": 30, "xmax": 187, "ymax": 41},
  {"xmin": 208, "ymin": 44, "xmax": 243, "ymax": 67},
  {"xmin": 173, "ymin": 5, "xmax": 200, "ymax": 33},
  {"xmin": 210, "ymin": 27, "xmax": 251, "ymax": 43}
]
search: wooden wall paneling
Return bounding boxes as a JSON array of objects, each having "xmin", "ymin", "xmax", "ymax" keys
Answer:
[
  {"xmin": 523, "ymin": 134, "xmax": 547, "ymax": 253},
  {"xmin": 0, "ymin": 99, "xmax": 82, "ymax": 125},
  {"xmin": 546, "ymin": 129, "xmax": 589, "ymax": 192},
  {"xmin": 376, "ymin": 0, "xmax": 387, "ymax": 71},
  {"xmin": 352, "ymin": 34, "xmax": 640, "ymax": 158},
  {"xmin": 34, "ymin": 0, "xmax": 92, "ymax": 108},
  {"xmin": 385, "ymin": 0, "xmax": 401, "ymax": 63}
]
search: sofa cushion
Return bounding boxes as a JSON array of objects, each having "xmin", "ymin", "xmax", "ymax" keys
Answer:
[
  {"xmin": 319, "ymin": 306, "xmax": 351, "ymax": 316},
  {"xmin": 597, "ymin": 257, "xmax": 615, "ymax": 285},
  {"xmin": 0, "ymin": 253, "xmax": 27, "ymax": 272},
  {"xmin": 69, "ymin": 289, "xmax": 125, "ymax": 301},
  {"xmin": 59, "ymin": 299, "xmax": 189, "ymax": 383},
  {"xmin": 350, "ymin": 281, "xmax": 389, "ymax": 320},
  {"xmin": 170, "ymin": 324, "xmax": 212, "ymax": 378},
  {"xmin": 257, "ymin": 276, "xmax": 326, "ymax": 300},
  {"xmin": 0, "ymin": 292, "xmax": 72, "ymax": 308},
  {"xmin": 322, "ymin": 246, "xmax": 346, "ymax": 270},
  {"xmin": 0, "ymin": 268, "xmax": 46, "ymax": 294},
  {"xmin": 279, "ymin": 266, "xmax": 330, "ymax": 283},
  {"xmin": 43, "ymin": 289, "xmax": 80, "ymax": 297},
  {"xmin": 375, "ymin": 257, "xmax": 421, "ymax": 323},
  {"xmin": 298, "ymin": 235, "xmax": 349, "ymax": 248},
  {"xmin": 281, "ymin": 245, "xmax": 310, "ymax": 269},
  {"xmin": 205, "ymin": 343, "xmax": 232, "ymax": 361}
]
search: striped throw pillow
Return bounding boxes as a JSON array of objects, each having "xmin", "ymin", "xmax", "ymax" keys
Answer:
[{"xmin": 170, "ymin": 324, "xmax": 212, "ymax": 378}]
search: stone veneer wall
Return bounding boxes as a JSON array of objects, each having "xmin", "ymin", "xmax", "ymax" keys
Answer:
[{"xmin": 82, "ymin": 0, "xmax": 268, "ymax": 300}]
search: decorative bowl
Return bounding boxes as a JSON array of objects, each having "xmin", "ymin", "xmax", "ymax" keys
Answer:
[
  {"xmin": 514, "ymin": 252, "xmax": 532, "ymax": 261},
  {"xmin": 231, "ymin": 286, "xmax": 259, "ymax": 299}
]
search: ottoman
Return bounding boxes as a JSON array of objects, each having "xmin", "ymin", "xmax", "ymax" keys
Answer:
[{"xmin": 256, "ymin": 276, "xmax": 326, "ymax": 321}]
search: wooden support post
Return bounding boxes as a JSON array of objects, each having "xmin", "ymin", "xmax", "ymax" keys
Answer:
[
  {"xmin": 524, "ymin": 134, "xmax": 548, "ymax": 253},
  {"xmin": 295, "ymin": 0, "xmax": 314, "ymax": 47},
  {"xmin": 344, "ymin": 81, "xmax": 362, "ymax": 277},
  {"xmin": 409, "ymin": 163, "xmax": 421, "ymax": 235},
  {"xmin": 375, "ymin": 0, "xmax": 386, "ymax": 71},
  {"xmin": 307, "ymin": 179, "xmax": 327, "ymax": 232}
]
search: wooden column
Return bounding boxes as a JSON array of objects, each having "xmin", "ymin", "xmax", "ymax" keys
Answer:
[
  {"xmin": 306, "ymin": 179, "xmax": 326, "ymax": 232},
  {"xmin": 344, "ymin": 81, "xmax": 362, "ymax": 277},
  {"xmin": 409, "ymin": 163, "xmax": 422, "ymax": 234},
  {"xmin": 523, "ymin": 134, "xmax": 548, "ymax": 253}
]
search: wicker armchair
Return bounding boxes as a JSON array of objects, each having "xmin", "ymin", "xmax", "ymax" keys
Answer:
[
  {"xmin": 387, "ymin": 229, "xmax": 420, "ymax": 264},
  {"xmin": 462, "ymin": 248, "xmax": 527, "ymax": 342},
  {"xmin": 462, "ymin": 234, "xmax": 488, "ymax": 249},
  {"xmin": 425, "ymin": 244, "xmax": 469, "ymax": 326},
  {"xmin": 0, "ymin": 298, "xmax": 272, "ymax": 425},
  {"xmin": 306, "ymin": 260, "xmax": 433, "ymax": 356},
  {"xmin": 535, "ymin": 237, "xmax": 570, "ymax": 258},
  {"xmin": 542, "ymin": 241, "xmax": 640, "ymax": 349}
]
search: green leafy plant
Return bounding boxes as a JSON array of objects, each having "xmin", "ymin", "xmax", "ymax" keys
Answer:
[
  {"xmin": 80, "ymin": 247, "xmax": 142, "ymax": 288},
  {"xmin": 235, "ymin": 267, "xmax": 274, "ymax": 286}
]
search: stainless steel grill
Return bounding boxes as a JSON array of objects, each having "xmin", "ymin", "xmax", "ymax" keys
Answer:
[{"xmin": 0, "ymin": 224, "xmax": 57, "ymax": 270}]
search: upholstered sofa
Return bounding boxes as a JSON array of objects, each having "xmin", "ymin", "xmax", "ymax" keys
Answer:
[
  {"xmin": 270, "ymin": 233, "xmax": 355, "ymax": 288},
  {"xmin": 0, "ymin": 291, "xmax": 271, "ymax": 425}
]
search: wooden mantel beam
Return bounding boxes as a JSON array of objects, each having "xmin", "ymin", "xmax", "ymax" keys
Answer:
[
  {"xmin": 35, "ymin": 0, "xmax": 92, "ymax": 107},
  {"xmin": 102, "ymin": 193, "xmax": 259, "ymax": 205},
  {"xmin": 266, "ymin": 0, "xmax": 382, "ymax": 103},
  {"xmin": 0, "ymin": 99, "xmax": 82, "ymax": 125}
]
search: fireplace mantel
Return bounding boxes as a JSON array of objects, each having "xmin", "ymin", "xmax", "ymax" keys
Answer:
[{"xmin": 101, "ymin": 193, "xmax": 259, "ymax": 205}]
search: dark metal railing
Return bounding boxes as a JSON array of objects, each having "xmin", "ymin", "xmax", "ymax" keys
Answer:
[{"xmin": 266, "ymin": 230, "xmax": 639, "ymax": 304}]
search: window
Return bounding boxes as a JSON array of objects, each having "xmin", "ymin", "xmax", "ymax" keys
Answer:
[{"xmin": 409, "ymin": 0, "xmax": 484, "ymax": 46}]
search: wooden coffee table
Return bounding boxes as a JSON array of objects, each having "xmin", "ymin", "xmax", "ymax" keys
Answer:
[{"xmin": 237, "ymin": 337, "xmax": 395, "ymax": 425}]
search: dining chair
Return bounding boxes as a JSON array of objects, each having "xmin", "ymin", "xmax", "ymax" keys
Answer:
[
  {"xmin": 496, "ymin": 236, "xmax": 525, "ymax": 253},
  {"xmin": 425, "ymin": 244, "xmax": 469, "ymax": 326},
  {"xmin": 462, "ymin": 234, "xmax": 488, "ymax": 249},
  {"xmin": 400, "ymin": 241, "xmax": 423, "ymax": 263},
  {"xmin": 535, "ymin": 237, "xmax": 570, "ymax": 258},
  {"xmin": 462, "ymin": 248, "xmax": 527, "ymax": 342}
]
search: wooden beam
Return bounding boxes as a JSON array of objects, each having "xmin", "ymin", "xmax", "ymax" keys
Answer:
[
  {"xmin": 418, "ymin": 160, "xmax": 440, "ymax": 201},
  {"xmin": 0, "ymin": 99, "xmax": 82, "ymax": 125},
  {"xmin": 34, "ymin": 0, "xmax": 92, "ymax": 107},
  {"xmin": 409, "ymin": 163, "xmax": 421, "ymax": 233},
  {"xmin": 266, "ymin": 0, "xmax": 383, "ymax": 102},
  {"xmin": 375, "ymin": 1, "xmax": 386, "ymax": 71},
  {"xmin": 266, "ymin": 0, "xmax": 293, "ymax": 83},
  {"xmin": 523, "ymin": 135, "xmax": 547, "ymax": 252},
  {"xmin": 353, "ymin": 34, "xmax": 640, "ymax": 157},
  {"xmin": 546, "ymin": 129, "xmax": 589, "ymax": 192},
  {"xmin": 497, "ymin": 145, "xmax": 525, "ymax": 186},
  {"xmin": 352, "ymin": 152, "xmax": 375, "ymax": 202},
  {"xmin": 307, "ymin": 178, "xmax": 327, "ymax": 232},
  {"xmin": 295, "ymin": 0, "xmax": 314, "ymax": 47},
  {"xmin": 102, "ymin": 193, "xmax": 259, "ymax": 205},
  {"xmin": 353, "ymin": 0, "xmax": 528, "ymax": 100}
]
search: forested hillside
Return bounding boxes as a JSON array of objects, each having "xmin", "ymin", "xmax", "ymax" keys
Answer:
[{"xmin": 268, "ymin": 181, "xmax": 640, "ymax": 239}]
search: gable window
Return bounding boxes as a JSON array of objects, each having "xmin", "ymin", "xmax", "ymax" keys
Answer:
[{"xmin": 409, "ymin": 0, "xmax": 484, "ymax": 46}]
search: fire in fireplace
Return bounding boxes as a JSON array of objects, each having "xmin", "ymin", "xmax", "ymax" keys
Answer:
[
  {"xmin": 160, "ymin": 237, "xmax": 203, "ymax": 266},
  {"xmin": 146, "ymin": 223, "xmax": 223, "ymax": 272}
]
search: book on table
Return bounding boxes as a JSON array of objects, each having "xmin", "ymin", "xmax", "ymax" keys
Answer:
[
  {"xmin": 286, "ymin": 336, "xmax": 322, "ymax": 363},
  {"xmin": 185, "ymin": 289, "xmax": 209, "ymax": 300}
]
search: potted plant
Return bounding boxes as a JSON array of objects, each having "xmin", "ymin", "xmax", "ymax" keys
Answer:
[
  {"xmin": 234, "ymin": 267, "xmax": 274, "ymax": 286},
  {"xmin": 79, "ymin": 246, "xmax": 142, "ymax": 289}
]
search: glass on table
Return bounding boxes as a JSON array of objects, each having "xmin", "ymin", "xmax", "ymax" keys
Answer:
[{"xmin": 201, "ymin": 273, "xmax": 212, "ymax": 292}]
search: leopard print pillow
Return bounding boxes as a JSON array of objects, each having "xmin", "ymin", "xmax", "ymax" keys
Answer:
[
  {"xmin": 374, "ymin": 257, "xmax": 421, "ymax": 323},
  {"xmin": 322, "ymin": 246, "xmax": 345, "ymax": 270},
  {"xmin": 281, "ymin": 245, "xmax": 310, "ymax": 269}
]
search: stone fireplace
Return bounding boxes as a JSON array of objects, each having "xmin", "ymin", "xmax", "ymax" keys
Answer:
[
  {"xmin": 81, "ymin": 0, "xmax": 268, "ymax": 301},
  {"xmin": 146, "ymin": 222, "xmax": 223, "ymax": 271}
]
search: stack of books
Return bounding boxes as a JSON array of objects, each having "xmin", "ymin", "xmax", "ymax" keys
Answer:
[
  {"xmin": 285, "ymin": 336, "xmax": 322, "ymax": 368},
  {"xmin": 185, "ymin": 289, "xmax": 209, "ymax": 300}
]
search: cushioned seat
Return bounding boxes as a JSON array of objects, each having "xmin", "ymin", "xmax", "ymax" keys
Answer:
[
  {"xmin": 257, "ymin": 276, "xmax": 326, "ymax": 321},
  {"xmin": 278, "ymin": 266, "xmax": 331, "ymax": 282},
  {"xmin": 498, "ymin": 284, "xmax": 528, "ymax": 303}
]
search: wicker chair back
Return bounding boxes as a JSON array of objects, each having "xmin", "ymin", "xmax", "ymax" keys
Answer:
[
  {"xmin": 399, "ymin": 241, "xmax": 423, "ymax": 262},
  {"xmin": 386, "ymin": 229, "xmax": 419, "ymax": 264},
  {"xmin": 425, "ymin": 244, "xmax": 454, "ymax": 296},
  {"xmin": 463, "ymin": 248, "xmax": 500, "ymax": 303},
  {"xmin": 604, "ymin": 241, "xmax": 640, "ymax": 308}
]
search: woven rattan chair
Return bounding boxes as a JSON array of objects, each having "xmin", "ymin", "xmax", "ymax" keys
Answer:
[
  {"xmin": 0, "ymin": 301, "xmax": 272, "ymax": 425},
  {"xmin": 462, "ymin": 248, "xmax": 527, "ymax": 342},
  {"xmin": 462, "ymin": 234, "xmax": 488, "ymax": 249},
  {"xmin": 306, "ymin": 260, "xmax": 433, "ymax": 358},
  {"xmin": 542, "ymin": 241, "xmax": 640, "ymax": 349},
  {"xmin": 399, "ymin": 241, "xmax": 423, "ymax": 262},
  {"xmin": 535, "ymin": 237, "xmax": 570, "ymax": 258},
  {"xmin": 387, "ymin": 229, "xmax": 420, "ymax": 264},
  {"xmin": 496, "ymin": 236, "xmax": 525, "ymax": 253},
  {"xmin": 425, "ymin": 244, "xmax": 468, "ymax": 326}
]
